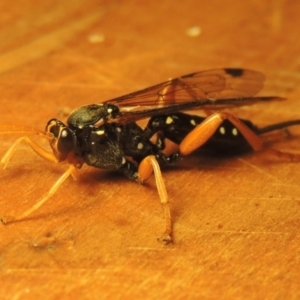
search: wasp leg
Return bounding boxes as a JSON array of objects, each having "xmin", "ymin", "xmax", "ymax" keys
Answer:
[
  {"xmin": 179, "ymin": 112, "xmax": 262, "ymax": 155},
  {"xmin": 1, "ymin": 136, "xmax": 80, "ymax": 224},
  {"xmin": 179, "ymin": 112, "xmax": 300, "ymax": 160},
  {"xmin": 1, "ymin": 136, "xmax": 58, "ymax": 169},
  {"xmin": 138, "ymin": 155, "xmax": 172, "ymax": 244},
  {"xmin": 1, "ymin": 164, "xmax": 79, "ymax": 224}
]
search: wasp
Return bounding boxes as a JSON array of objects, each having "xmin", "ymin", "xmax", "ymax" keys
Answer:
[{"xmin": 1, "ymin": 68, "xmax": 300, "ymax": 244}]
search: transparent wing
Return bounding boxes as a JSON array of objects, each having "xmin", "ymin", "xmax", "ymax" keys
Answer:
[{"xmin": 103, "ymin": 68, "xmax": 282, "ymax": 123}]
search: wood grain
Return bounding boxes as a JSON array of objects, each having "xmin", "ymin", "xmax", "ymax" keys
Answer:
[{"xmin": 0, "ymin": 0, "xmax": 300, "ymax": 299}]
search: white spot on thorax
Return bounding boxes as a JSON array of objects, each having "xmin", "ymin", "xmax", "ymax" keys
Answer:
[{"xmin": 96, "ymin": 129, "xmax": 105, "ymax": 135}]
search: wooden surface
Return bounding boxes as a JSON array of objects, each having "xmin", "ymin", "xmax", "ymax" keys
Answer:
[{"xmin": 1, "ymin": 0, "xmax": 300, "ymax": 299}]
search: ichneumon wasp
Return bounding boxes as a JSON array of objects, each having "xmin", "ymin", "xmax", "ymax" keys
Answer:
[{"xmin": 1, "ymin": 68, "xmax": 300, "ymax": 244}]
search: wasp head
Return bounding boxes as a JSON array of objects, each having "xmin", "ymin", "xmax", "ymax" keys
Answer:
[{"xmin": 46, "ymin": 119, "xmax": 77, "ymax": 162}]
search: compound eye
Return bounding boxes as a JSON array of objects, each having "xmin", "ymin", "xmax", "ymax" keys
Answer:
[{"xmin": 57, "ymin": 128, "xmax": 74, "ymax": 154}]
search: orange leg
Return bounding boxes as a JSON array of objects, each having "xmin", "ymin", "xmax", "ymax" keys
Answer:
[
  {"xmin": 1, "ymin": 165, "xmax": 79, "ymax": 224},
  {"xmin": 138, "ymin": 155, "xmax": 172, "ymax": 244},
  {"xmin": 1, "ymin": 136, "xmax": 59, "ymax": 169},
  {"xmin": 179, "ymin": 112, "xmax": 263, "ymax": 155},
  {"xmin": 1, "ymin": 136, "xmax": 79, "ymax": 224},
  {"xmin": 179, "ymin": 112, "xmax": 300, "ymax": 160}
]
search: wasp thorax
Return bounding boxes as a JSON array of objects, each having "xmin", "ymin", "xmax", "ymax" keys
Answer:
[{"xmin": 67, "ymin": 104, "xmax": 119, "ymax": 129}]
